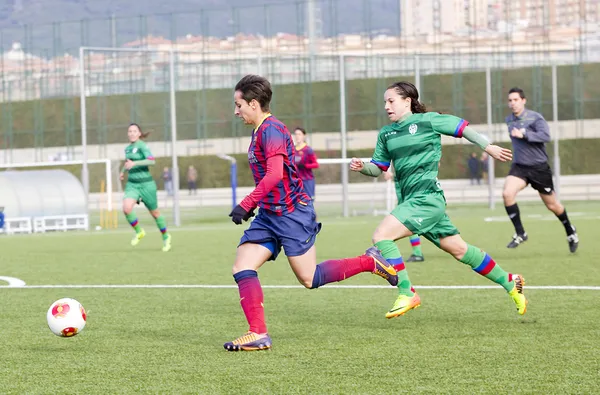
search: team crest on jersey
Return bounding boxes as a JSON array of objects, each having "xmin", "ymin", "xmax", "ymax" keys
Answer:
[
  {"xmin": 409, "ymin": 124, "xmax": 418, "ymax": 135},
  {"xmin": 132, "ymin": 148, "xmax": 138, "ymax": 153}
]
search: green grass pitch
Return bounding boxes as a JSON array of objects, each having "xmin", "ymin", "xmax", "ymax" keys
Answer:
[{"xmin": 0, "ymin": 201, "xmax": 598, "ymax": 394}]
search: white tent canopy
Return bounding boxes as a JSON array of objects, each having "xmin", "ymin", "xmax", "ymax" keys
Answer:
[{"xmin": 0, "ymin": 170, "xmax": 87, "ymax": 234}]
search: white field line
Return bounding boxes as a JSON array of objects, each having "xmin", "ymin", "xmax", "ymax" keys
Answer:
[{"xmin": 1, "ymin": 284, "xmax": 599, "ymax": 290}]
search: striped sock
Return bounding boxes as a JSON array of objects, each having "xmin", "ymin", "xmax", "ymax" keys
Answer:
[
  {"xmin": 311, "ymin": 255, "xmax": 374, "ymax": 289},
  {"xmin": 409, "ymin": 235, "xmax": 423, "ymax": 256},
  {"xmin": 155, "ymin": 215, "xmax": 168, "ymax": 240},
  {"xmin": 460, "ymin": 244, "xmax": 515, "ymax": 292},
  {"xmin": 125, "ymin": 212, "xmax": 141, "ymax": 233},
  {"xmin": 375, "ymin": 240, "xmax": 415, "ymax": 297}
]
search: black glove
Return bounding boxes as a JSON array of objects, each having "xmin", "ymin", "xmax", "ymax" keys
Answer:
[
  {"xmin": 297, "ymin": 162, "xmax": 306, "ymax": 169},
  {"xmin": 229, "ymin": 205, "xmax": 255, "ymax": 225}
]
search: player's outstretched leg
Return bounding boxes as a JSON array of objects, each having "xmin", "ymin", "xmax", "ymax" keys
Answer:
[
  {"xmin": 125, "ymin": 211, "xmax": 146, "ymax": 246},
  {"xmin": 457, "ymin": 242, "xmax": 527, "ymax": 315},
  {"xmin": 374, "ymin": 240, "xmax": 421, "ymax": 319},
  {"xmin": 406, "ymin": 235, "xmax": 425, "ymax": 262},
  {"xmin": 309, "ymin": 247, "xmax": 398, "ymax": 288}
]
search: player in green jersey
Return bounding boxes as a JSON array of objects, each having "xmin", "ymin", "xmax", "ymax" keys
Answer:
[
  {"xmin": 351, "ymin": 81, "xmax": 527, "ymax": 318},
  {"xmin": 120, "ymin": 123, "xmax": 172, "ymax": 252}
]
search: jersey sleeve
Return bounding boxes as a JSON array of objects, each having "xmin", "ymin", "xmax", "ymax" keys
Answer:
[
  {"xmin": 430, "ymin": 113, "xmax": 469, "ymax": 138},
  {"xmin": 261, "ymin": 125, "xmax": 288, "ymax": 159},
  {"xmin": 139, "ymin": 142, "xmax": 155, "ymax": 160},
  {"xmin": 306, "ymin": 147, "xmax": 319, "ymax": 166},
  {"xmin": 370, "ymin": 130, "xmax": 391, "ymax": 171}
]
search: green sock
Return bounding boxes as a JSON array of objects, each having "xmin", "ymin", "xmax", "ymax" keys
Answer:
[
  {"xmin": 375, "ymin": 240, "xmax": 414, "ymax": 297},
  {"xmin": 155, "ymin": 215, "xmax": 169, "ymax": 240},
  {"xmin": 125, "ymin": 212, "xmax": 142, "ymax": 233},
  {"xmin": 460, "ymin": 244, "xmax": 515, "ymax": 292},
  {"xmin": 408, "ymin": 235, "xmax": 423, "ymax": 257}
]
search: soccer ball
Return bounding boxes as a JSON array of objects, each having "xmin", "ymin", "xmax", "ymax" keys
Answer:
[{"xmin": 46, "ymin": 298, "xmax": 87, "ymax": 337}]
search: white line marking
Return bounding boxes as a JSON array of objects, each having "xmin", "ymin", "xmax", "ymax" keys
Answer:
[
  {"xmin": 0, "ymin": 277, "xmax": 26, "ymax": 287},
  {"xmin": 1, "ymin": 284, "xmax": 599, "ymax": 290}
]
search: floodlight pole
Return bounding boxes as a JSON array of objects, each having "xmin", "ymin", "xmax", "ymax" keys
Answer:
[
  {"xmin": 552, "ymin": 64, "xmax": 561, "ymax": 199},
  {"xmin": 169, "ymin": 48, "xmax": 181, "ymax": 227},
  {"xmin": 79, "ymin": 47, "xmax": 89, "ymax": 210}
]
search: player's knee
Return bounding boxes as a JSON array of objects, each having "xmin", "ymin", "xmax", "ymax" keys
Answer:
[
  {"xmin": 301, "ymin": 278, "xmax": 314, "ymax": 289},
  {"xmin": 372, "ymin": 229, "xmax": 388, "ymax": 245},
  {"xmin": 441, "ymin": 237, "xmax": 467, "ymax": 260},
  {"xmin": 451, "ymin": 243, "xmax": 468, "ymax": 260},
  {"xmin": 545, "ymin": 200, "xmax": 563, "ymax": 213},
  {"xmin": 502, "ymin": 189, "xmax": 516, "ymax": 204}
]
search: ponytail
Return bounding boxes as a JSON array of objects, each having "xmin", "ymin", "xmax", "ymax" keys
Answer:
[{"xmin": 411, "ymin": 100, "xmax": 427, "ymax": 113}]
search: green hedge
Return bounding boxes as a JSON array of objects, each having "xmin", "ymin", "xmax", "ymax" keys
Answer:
[
  {"xmin": 3, "ymin": 63, "xmax": 600, "ymax": 149},
  {"xmin": 61, "ymin": 138, "xmax": 597, "ymax": 192}
]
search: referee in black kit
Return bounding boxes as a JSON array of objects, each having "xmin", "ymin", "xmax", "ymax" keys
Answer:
[{"xmin": 502, "ymin": 87, "xmax": 579, "ymax": 253}]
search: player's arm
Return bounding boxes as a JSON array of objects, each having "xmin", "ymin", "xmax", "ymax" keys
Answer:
[
  {"xmin": 120, "ymin": 149, "xmax": 128, "ymax": 176},
  {"xmin": 304, "ymin": 148, "xmax": 319, "ymax": 169},
  {"xmin": 123, "ymin": 144, "xmax": 156, "ymax": 171},
  {"xmin": 351, "ymin": 129, "xmax": 389, "ymax": 177},
  {"xmin": 384, "ymin": 166, "xmax": 394, "ymax": 181},
  {"xmin": 238, "ymin": 126, "xmax": 286, "ymax": 213},
  {"xmin": 133, "ymin": 144, "xmax": 156, "ymax": 167},
  {"xmin": 431, "ymin": 113, "xmax": 512, "ymax": 162},
  {"xmin": 523, "ymin": 115, "xmax": 551, "ymax": 143}
]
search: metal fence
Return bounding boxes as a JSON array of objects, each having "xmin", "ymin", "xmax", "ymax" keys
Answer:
[{"xmin": 1, "ymin": 0, "xmax": 600, "ymax": 161}]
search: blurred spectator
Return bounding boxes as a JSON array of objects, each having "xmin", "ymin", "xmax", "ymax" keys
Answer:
[
  {"xmin": 480, "ymin": 152, "xmax": 489, "ymax": 183},
  {"xmin": 468, "ymin": 152, "xmax": 481, "ymax": 185},
  {"xmin": 187, "ymin": 165, "xmax": 198, "ymax": 195},
  {"xmin": 162, "ymin": 167, "xmax": 173, "ymax": 196}
]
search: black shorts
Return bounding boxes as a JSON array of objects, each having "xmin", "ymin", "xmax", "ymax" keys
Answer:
[{"xmin": 508, "ymin": 163, "xmax": 554, "ymax": 195}]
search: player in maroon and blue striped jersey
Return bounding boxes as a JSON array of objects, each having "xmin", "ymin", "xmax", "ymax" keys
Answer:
[
  {"xmin": 293, "ymin": 127, "xmax": 319, "ymax": 199},
  {"xmin": 223, "ymin": 75, "xmax": 398, "ymax": 352}
]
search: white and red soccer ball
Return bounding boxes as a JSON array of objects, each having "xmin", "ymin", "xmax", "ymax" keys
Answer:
[{"xmin": 46, "ymin": 298, "xmax": 87, "ymax": 337}]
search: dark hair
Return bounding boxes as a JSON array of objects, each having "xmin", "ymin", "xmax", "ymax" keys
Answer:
[
  {"xmin": 387, "ymin": 81, "xmax": 427, "ymax": 113},
  {"xmin": 129, "ymin": 123, "xmax": 150, "ymax": 139},
  {"xmin": 508, "ymin": 87, "xmax": 526, "ymax": 99},
  {"xmin": 294, "ymin": 127, "xmax": 306, "ymax": 135},
  {"xmin": 235, "ymin": 74, "xmax": 272, "ymax": 112}
]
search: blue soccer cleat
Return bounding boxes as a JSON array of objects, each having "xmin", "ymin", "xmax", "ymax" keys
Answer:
[{"xmin": 365, "ymin": 246, "xmax": 398, "ymax": 286}]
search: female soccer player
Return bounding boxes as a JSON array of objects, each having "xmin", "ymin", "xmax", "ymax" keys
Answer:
[
  {"xmin": 351, "ymin": 81, "xmax": 527, "ymax": 319},
  {"xmin": 224, "ymin": 75, "xmax": 398, "ymax": 352},
  {"xmin": 293, "ymin": 127, "xmax": 319, "ymax": 199},
  {"xmin": 120, "ymin": 123, "xmax": 172, "ymax": 252}
]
